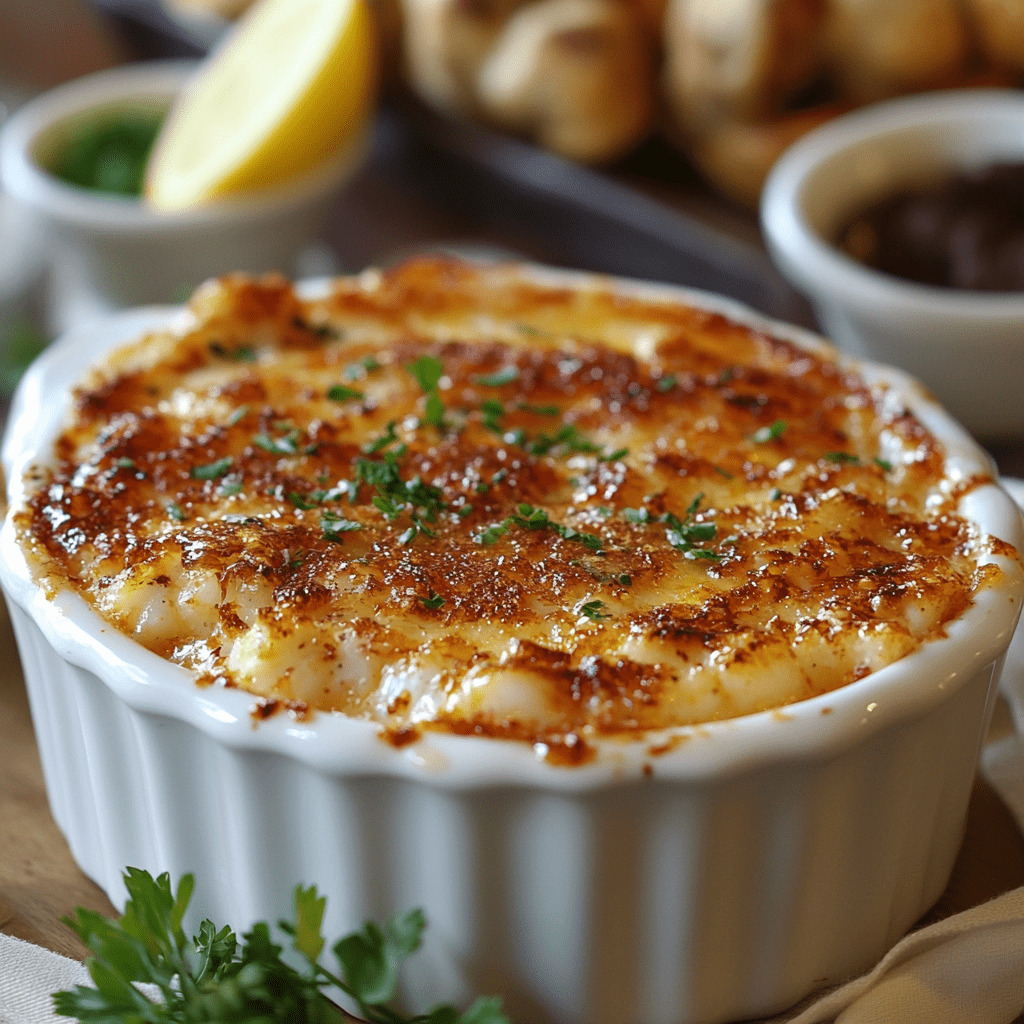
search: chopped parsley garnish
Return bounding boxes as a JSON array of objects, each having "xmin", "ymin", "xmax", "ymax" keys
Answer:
[
  {"xmin": 481, "ymin": 398, "xmax": 505, "ymax": 433},
  {"xmin": 626, "ymin": 495, "xmax": 720, "ymax": 560},
  {"xmin": 190, "ymin": 457, "xmax": 232, "ymax": 480},
  {"xmin": 526, "ymin": 424, "xmax": 600, "ymax": 457},
  {"xmin": 321, "ymin": 512, "xmax": 363, "ymax": 542},
  {"xmin": 458, "ymin": 504, "xmax": 474, "ymax": 517},
  {"xmin": 255, "ymin": 427, "xmax": 301, "ymax": 455},
  {"xmin": 345, "ymin": 356, "xmax": 381, "ymax": 380},
  {"xmin": 826, "ymin": 451, "xmax": 860, "ymax": 464},
  {"xmin": 55, "ymin": 867, "xmax": 509, "ymax": 1024},
  {"xmin": 220, "ymin": 479, "xmax": 244, "ymax": 497},
  {"xmin": 477, "ymin": 366, "xmax": 519, "ymax": 387},
  {"xmin": 875, "ymin": 457, "xmax": 894, "ymax": 472},
  {"xmin": 227, "ymin": 405, "xmax": 250, "ymax": 427},
  {"xmin": 354, "ymin": 453, "xmax": 446, "ymax": 541},
  {"xmin": 167, "ymin": 503, "xmax": 186, "ymax": 521},
  {"xmin": 618, "ymin": 573, "xmax": 632, "ymax": 586},
  {"xmin": 713, "ymin": 464, "xmax": 734, "ymax": 479},
  {"xmin": 289, "ymin": 492, "xmax": 320, "ymax": 510},
  {"xmin": 656, "ymin": 375, "xmax": 677, "ymax": 392},
  {"xmin": 408, "ymin": 355, "xmax": 443, "ymax": 393},
  {"xmin": 578, "ymin": 600, "xmax": 610, "ymax": 621},
  {"xmin": 407, "ymin": 356, "xmax": 445, "ymax": 429},
  {"xmin": 478, "ymin": 520, "xmax": 511, "ymax": 545},
  {"xmin": 327, "ymin": 384, "xmax": 364, "ymax": 402},
  {"xmin": 420, "ymin": 590, "xmax": 445, "ymax": 610},
  {"xmin": 363, "ymin": 420, "xmax": 401, "ymax": 454},
  {"xmin": 476, "ymin": 504, "xmax": 603, "ymax": 551},
  {"xmin": 516, "ymin": 402, "xmax": 560, "ymax": 416},
  {"xmin": 770, "ymin": 487, "xmax": 782, "ymax": 501},
  {"xmin": 600, "ymin": 447, "xmax": 629, "ymax": 463},
  {"xmin": 113, "ymin": 457, "xmax": 136, "ymax": 469},
  {"xmin": 209, "ymin": 342, "xmax": 255, "ymax": 362},
  {"xmin": 750, "ymin": 420, "xmax": 787, "ymax": 443}
]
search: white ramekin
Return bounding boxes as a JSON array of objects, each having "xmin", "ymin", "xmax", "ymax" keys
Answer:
[
  {"xmin": 2, "ymin": 271, "xmax": 1022, "ymax": 1024},
  {"xmin": 760, "ymin": 89, "xmax": 1024, "ymax": 443},
  {"xmin": 0, "ymin": 61, "xmax": 366, "ymax": 314}
]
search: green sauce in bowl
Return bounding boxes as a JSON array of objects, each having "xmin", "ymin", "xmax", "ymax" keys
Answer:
[{"xmin": 47, "ymin": 111, "xmax": 165, "ymax": 197}]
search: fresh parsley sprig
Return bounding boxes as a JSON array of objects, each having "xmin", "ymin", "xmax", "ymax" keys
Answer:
[{"xmin": 55, "ymin": 867, "xmax": 509, "ymax": 1024}]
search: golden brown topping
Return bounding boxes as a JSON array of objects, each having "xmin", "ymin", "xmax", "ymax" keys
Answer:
[{"xmin": 16, "ymin": 258, "xmax": 1007, "ymax": 760}]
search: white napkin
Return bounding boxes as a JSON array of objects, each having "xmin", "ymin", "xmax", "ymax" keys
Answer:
[{"xmin": 0, "ymin": 934, "xmax": 87, "ymax": 1024}]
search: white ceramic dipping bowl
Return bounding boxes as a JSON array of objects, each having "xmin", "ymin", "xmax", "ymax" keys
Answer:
[
  {"xmin": 2, "ymin": 272, "xmax": 1023, "ymax": 1024},
  {"xmin": 0, "ymin": 61, "xmax": 365, "ymax": 311},
  {"xmin": 761, "ymin": 89, "xmax": 1024, "ymax": 443}
]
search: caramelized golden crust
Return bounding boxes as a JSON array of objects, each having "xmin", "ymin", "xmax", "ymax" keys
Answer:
[{"xmin": 17, "ymin": 259, "xmax": 1006, "ymax": 757}]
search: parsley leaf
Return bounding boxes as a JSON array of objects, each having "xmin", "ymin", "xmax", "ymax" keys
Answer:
[
  {"xmin": 419, "ymin": 590, "xmax": 445, "ymax": 610},
  {"xmin": 476, "ymin": 366, "xmax": 519, "ymax": 387},
  {"xmin": 328, "ymin": 384, "xmax": 364, "ymax": 402},
  {"xmin": 190, "ymin": 457, "xmax": 232, "ymax": 480},
  {"xmin": 55, "ymin": 867, "xmax": 510, "ymax": 1024},
  {"xmin": 825, "ymin": 451, "xmax": 860, "ymax": 464},
  {"xmin": 578, "ymin": 599, "xmax": 610, "ymax": 621},
  {"xmin": 750, "ymin": 420, "xmax": 787, "ymax": 443}
]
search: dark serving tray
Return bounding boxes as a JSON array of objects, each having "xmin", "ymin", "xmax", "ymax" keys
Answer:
[{"xmin": 90, "ymin": 0, "xmax": 814, "ymax": 329}]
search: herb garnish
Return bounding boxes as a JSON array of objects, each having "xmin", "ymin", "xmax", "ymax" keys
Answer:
[
  {"xmin": 420, "ymin": 590, "xmax": 445, "ymax": 610},
  {"xmin": 167, "ymin": 503, "xmax": 185, "ymax": 522},
  {"xmin": 578, "ymin": 599, "xmax": 610, "ymax": 621},
  {"xmin": 825, "ymin": 451, "xmax": 860, "ymax": 464},
  {"xmin": 476, "ymin": 504, "xmax": 603, "ymax": 551},
  {"xmin": 874, "ymin": 457, "xmax": 894, "ymax": 472},
  {"xmin": 190, "ymin": 457, "xmax": 232, "ymax": 480},
  {"xmin": 477, "ymin": 366, "xmax": 519, "ymax": 387},
  {"xmin": 209, "ymin": 342, "xmax": 256, "ymax": 362},
  {"xmin": 656, "ymin": 375, "xmax": 677, "ymax": 392},
  {"xmin": 623, "ymin": 496, "xmax": 720, "ymax": 560},
  {"xmin": 321, "ymin": 512, "xmax": 363, "ymax": 542},
  {"xmin": 55, "ymin": 867, "xmax": 509, "ymax": 1024},
  {"xmin": 516, "ymin": 402, "xmax": 560, "ymax": 416},
  {"xmin": 750, "ymin": 420, "xmax": 787, "ymax": 443},
  {"xmin": 328, "ymin": 384, "xmax": 364, "ymax": 402},
  {"xmin": 355, "ymin": 454, "xmax": 446, "ymax": 542},
  {"xmin": 345, "ymin": 356, "xmax": 381, "ymax": 381},
  {"xmin": 408, "ymin": 355, "xmax": 445, "ymax": 429}
]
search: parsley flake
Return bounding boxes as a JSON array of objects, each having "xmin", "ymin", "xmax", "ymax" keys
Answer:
[
  {"xmin": 750, "ymin": 420, "xmax": 787, "ymax": 443},
  {"xmin": 328, "ymin": 384, "xmax": 365, "ymax": 402},
  {"xmin": 408, "ymin": 355, "xmax": 443, "ymax": 393},
  {"xmin": 190, "ymin": 457, "xmax": 232, "ymax": 480},
  {"xmin": 477, "ymin": 366, "xmax": 519, "ymax": 387},
  {"xmin": 420, "ymin": 590, "xmax": 445, "ymax": 610},
  {"xmin": 578, "ymin": 599, "xmax": 610, "ymax": 621},
  {"xmin": 656, "ymin": 375, "xmax": 677, "ymax": 392}
]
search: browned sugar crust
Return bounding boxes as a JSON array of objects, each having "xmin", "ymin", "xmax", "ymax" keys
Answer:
[{"xmin": 17, "ymin": 258, "xmax": 1004, "ymax": 760}]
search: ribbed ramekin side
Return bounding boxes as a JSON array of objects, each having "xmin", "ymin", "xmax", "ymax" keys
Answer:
[
  {"xmin": 7, "ymin": 576, "xmax": 1001, "ymax": 1024},
  {"xmin": 7, "ymin": 597, "xmax": 163, "ymax": 904}
]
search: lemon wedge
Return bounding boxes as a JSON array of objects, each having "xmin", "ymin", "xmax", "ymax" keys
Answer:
[{"xmin": 146, "ymin": 0, "xmax": 377, "ymax": 211}]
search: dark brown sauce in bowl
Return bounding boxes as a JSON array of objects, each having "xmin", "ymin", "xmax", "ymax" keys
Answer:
[{"xmin": 837, "ymin": 162, "xmax": 1024, "ymax": 291}]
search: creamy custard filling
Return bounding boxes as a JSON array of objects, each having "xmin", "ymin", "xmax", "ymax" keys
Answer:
[{"xmin": 16, "ymin": 259, "xmax": 1010, "ymax": 758}]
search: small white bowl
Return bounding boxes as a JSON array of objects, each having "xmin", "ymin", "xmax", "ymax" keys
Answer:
[
  {"xmin": 2, "ymin": 266, "xmax": 1023, "ymax": 1024},
  {"xmin": 760, "ymin": 89, "xmax": 1024, "ymax": 442},
  {"xmin": 0, "ymin": 61, "xmax": 365, "ymax": 313}
]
